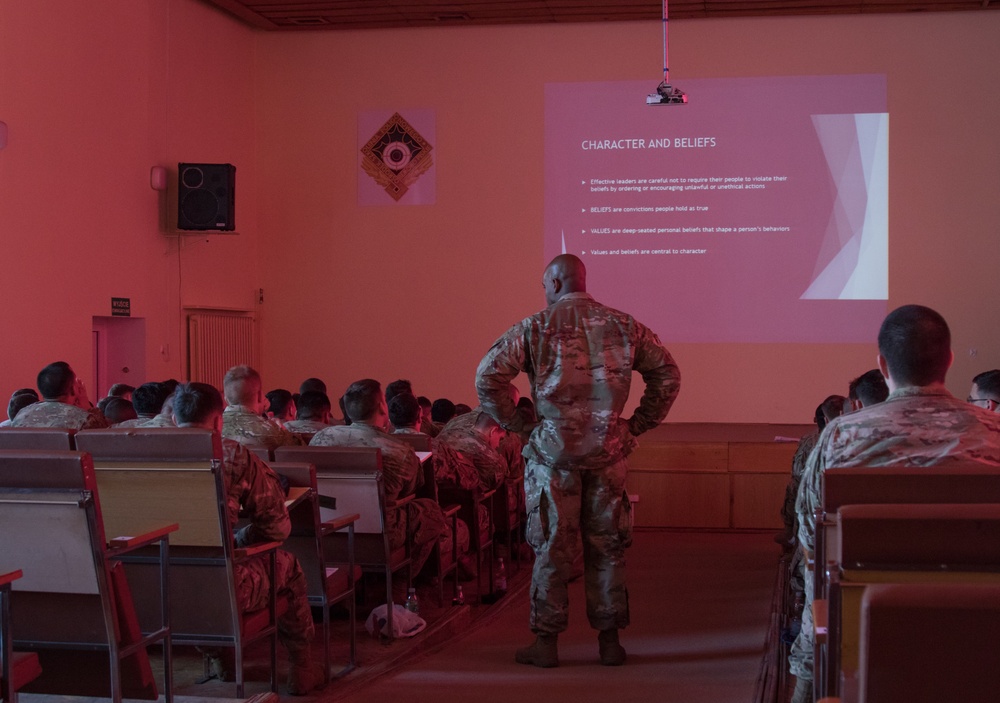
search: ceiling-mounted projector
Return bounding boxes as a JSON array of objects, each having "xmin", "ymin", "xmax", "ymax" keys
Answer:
[
  {"xmin": 647, "ymin": 0, "xmax": 686, "ymax": 105},
  {"xmin": 647, "ymin": 82, "xmax": 687, "ymax": 106}
]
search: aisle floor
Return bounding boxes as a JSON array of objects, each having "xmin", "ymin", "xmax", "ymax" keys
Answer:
[{"xmin": 332, "ymin": 530, "xmax": 778, "ymax": 703}]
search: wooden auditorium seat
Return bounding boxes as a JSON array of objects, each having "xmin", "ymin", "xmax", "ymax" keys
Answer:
[
  {"xmin": 0, "ymin": 450, "xmax": 174, "ymax": 703},
  {"xmin": 0, "ymin": 428, "xmax": 75, "ymax": 450},
  {"xmin": 1, "ymin": 570, "xmax": 42, "ymax": 703},
  {"xmin": 275, "ymin": 445, "xmax": 413, "ymax": 640},
  {"xmin": 815, "ymin": 502, "xmax": 1000, "ymax": 701},
  {"xmin": 75, "ymin": 428, "xmax": 284, "ymax": 697},
  {"xmin": 818, "ymin": 582, "xmax": 1000, "ymax": 703},
  {"xmin": 269, "ymin": 461, "xmax": 361, "ymax": 682}
]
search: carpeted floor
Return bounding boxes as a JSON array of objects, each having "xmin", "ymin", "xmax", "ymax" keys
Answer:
[{"xmin": 331, "ymin": 530, "xmax": 779, "ymax": 703}]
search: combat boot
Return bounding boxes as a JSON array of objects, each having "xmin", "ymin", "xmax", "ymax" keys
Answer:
[
  {"xmin": 514, "ymin": 633, "xmax": 559, "ymax": 668},
  {"xmin": 598, "ymin": 628, "xmax": 626, "ymax": 666},
  {"xmin": 286, "ymin": 649, "xmax": 326, "ymax": 696}
]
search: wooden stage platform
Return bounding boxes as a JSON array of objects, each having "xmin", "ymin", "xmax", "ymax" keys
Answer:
[{"xmin": 627, "ymin": 423, "xmax": 812, "ymax": 530}]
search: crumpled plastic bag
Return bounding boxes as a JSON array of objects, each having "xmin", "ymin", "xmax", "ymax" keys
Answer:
[{"xmin": 365, "ymin": 603, "xmax": 427, "ymax": 638}]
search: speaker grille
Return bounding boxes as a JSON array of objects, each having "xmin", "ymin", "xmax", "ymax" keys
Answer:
[{"xmin": 177, "ymin": 163, "xmax": 235, "ymax": 231}]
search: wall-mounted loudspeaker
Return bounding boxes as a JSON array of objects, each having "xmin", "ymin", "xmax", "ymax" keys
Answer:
[{"xmin": 177, "ymin": 162, "xmax": 235, "ymax": 231}]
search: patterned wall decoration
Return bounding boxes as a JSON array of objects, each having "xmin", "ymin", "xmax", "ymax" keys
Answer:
[{"xmin": 359, "ymin": 111, "xmax": 435, "ymax": 204}]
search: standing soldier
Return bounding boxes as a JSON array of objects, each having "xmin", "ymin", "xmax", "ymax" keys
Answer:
[{"xmin": 476, "ymin": 254, "xmax": 681, "ymax": 667}]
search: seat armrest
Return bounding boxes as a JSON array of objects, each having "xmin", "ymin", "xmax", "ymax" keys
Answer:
[
  {"xmin": 441, "ymin": 503, "xmax": 462, "ymax": 519},
  {"xmin": 108, "ymin": 523, "xmax": 180, "ymax": 553},
  {"xmin": 321, "ymin": 513, "xmax": 360, "ymax": 534},
  {"xmin": 233, "ymin": 540, "xmax": 283, "ymax": 560},
  {"xmin": 386, "ymin": 493, "xmax": 416, "ymax": 510},
  {"xmin": 0, "ymin": 569, "xmax": 23, "ymax": 587}
]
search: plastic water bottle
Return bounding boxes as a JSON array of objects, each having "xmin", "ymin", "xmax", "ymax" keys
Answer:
[
  {"xmin": 494, "ymin": 557, "xmax": 508, "ymax": 595},
  {"xmin": 404, "ymin": 587, "xmax": 420, "ymax": 615},
  {"xmin": 452, "ymin": 584, "xmax": 465, "ymax": 606}
]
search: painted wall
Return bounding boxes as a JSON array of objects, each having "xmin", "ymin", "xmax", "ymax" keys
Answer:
[
  {"xmin": 254, "ymin": 12, "xmax": 1000, "ymax": 422},
  {"xmin": 2, "ymin": 4, "xmax": 997, "ymax": 423},
  {"xmin": 0, "ymin": 0, "xmax": 259, "ymax": 405}
]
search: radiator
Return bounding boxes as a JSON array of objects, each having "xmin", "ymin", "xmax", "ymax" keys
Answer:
[{"xmin": 187, "ymin": 313, "xmax": 258, "ymax": 386}]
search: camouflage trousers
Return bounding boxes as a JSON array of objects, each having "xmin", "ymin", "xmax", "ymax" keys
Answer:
[
  {"xmin": 524, "ymin": 457, "xmax": 633, "ymax": 634},
  {"xmin": 788, "ymin": 563, "xmax": 814, "ymax": 680},
  {"xmin": 388, "ymin": 498, "xmax": 449, "ymax": 576},
  {"xmin": 235, "ymin": 548, "xmax": 314, "ymax": 656}
]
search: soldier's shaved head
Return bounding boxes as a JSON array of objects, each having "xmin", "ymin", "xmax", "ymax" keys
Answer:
[
  {"xmin": 877, "ymin": 305, "xmax": 952, "ymax": 388},
  {"xmin": 543, "ymin": 254, "xmax": 587, "ymax": 305}
]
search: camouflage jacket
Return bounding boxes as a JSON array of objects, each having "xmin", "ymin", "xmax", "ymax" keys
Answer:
[
  {"xmin": 796, "ymin": 385, "xmax": 1000, "ymax": 554},
  {"xmin": 433, "ymin": 412, "xmax": 507, "ymax": 491},
  {"xmin": 476, "ymin": 292, "xmax": 681, "ymax": 470},
  {"xmin": 283, "ymin": 418, "xmax": 330, "ymax": 433},
  {"xmin": 792, "ymin": 430, "xmax": 819, "ymax": 480},
  {"xmin": 222, "ymin": 438, "xmax": 290, "ymax": 548},
  {"xmin": 139, "ymin": 411, "xmax": 175, "ymax": 428},
  {"xmin": 309, "ymin": 422, "xmax": 422, "ymax": 501},
  {"xmin": 420, "ymin": 417, "xmax": 441, "ymax": 437},
  {"xmin": 11, "ymin": 400, "xmax": 109, "ymax": 430},
  {"xmin": 222, "ymin": 405, "xmax": 303, "ymax": 451},
  {"xmin": 116, "ymin": 413, "xmax": 155, "ymax": 429}
]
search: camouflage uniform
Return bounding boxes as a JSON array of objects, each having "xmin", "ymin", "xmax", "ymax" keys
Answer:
[
  {"xmin": 283, "ymin": 418, "xmax": 330, "ymax": 434},
  {"xmin": 420, "ymin": 417, "xmax": 441, "ymax": 437},
  {"xmin": 789, "ymin": 386, "xmax": 1000, "ymax": 681},
  {"xmin": 10, "ymin": 400, "xmax": 109, "ymax": 430},
  {"xmin": 139, "ymin": 411, "xmax": 175, "ymax": 428},
  {"xmin": 115, "ymin": 413, "xmax": 156, "ymax": 429},
  {"xmin": 221, "ymin": 439, "xmax": 314, "ymax": 655},
  {"xmin": 476, "ymin": 291, "xmax": 680, "ymax": 634},
  {"xmin": 222, "ymin": 404, "xmax": 303, "ymax": 452},
  {"xmin": 434, "ymin": 412, "xmax": 507, "ymax": 490},
  {"xmin": 309, "ymin": 422, "xmax": 453, "ymax": 574}
]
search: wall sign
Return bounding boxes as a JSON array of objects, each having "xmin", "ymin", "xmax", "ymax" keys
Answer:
[{"xmin": 111, "ymin": 297, "xmax": 131, "ymax": 317}]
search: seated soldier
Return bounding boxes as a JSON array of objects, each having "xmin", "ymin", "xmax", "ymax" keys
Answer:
[
  {"xmin": 389, "ymin": 392, "xmax": 425, "ymax": 435},
  {"xmin": 284, "ymin": 391, "xmax": 336, "ymax": 433},
  {"xmin": 385, "ymin": 379, "xmax": 413, "ymax": 405},
  {"xmin": 454, "ymin": 403, "xmax": 473, "ymax": 416},
  {"xmin": 107, "ymin": 382, "xmax": 135, "ymax": 401},
  {"xmin": 310, "ymin": 379, "xmax": 463, "ymax": 577},
  {"xmin": 116, "ymin": 382, "xmax": 169, "ymax": 428},
  {"xmin": 172, "ymin": 383, "xmax": 324, "ymax": 695},
  {"xmin": 265, "ymin": 388, "xmax": 297, "ymax": 427},
  {"xmin": 431, "ymin": 398, "xmax": 457, "ymax": 433},
  {"xmin": 12, "ymin": 361, "xmax": 108, "ymax": 430},
  {"xmin": 222, "ymin": 365, "xmax": 302, "ymax": 451},
  {"xmin": 101, "ymin": 395, "xmax": 139, "ymax": 425},
  {"xmin": 299, "ymin": 377, "xmax": 327, "ymax": 396},
  {"xmin": 434, "ymin": 410, "xmax": 506, "ymax": 491},
  {"xmin": 969, "ymin": 369, "xmax": 1000, "ymax": 413},
  {"xmin": 139, "ymin": 379, "xmax": 180, "ymax": 427},
  {"xmin": 847, "ymin": 368, "xmax": 890, "ymax": 411},
  {"xmin": 790, "ymin": 306, "xmax": 1000, "ymax": 703},
  {"xmin": 435, "ymin": 406, "xmax": 525, "ymax": 542},
  {"xmin": 417, "ymin": 396, "xmax": 440, "ymax": 437},
  {"xmin": 0, "ymin": 388, "xmax": 38, "ymax": 427}
]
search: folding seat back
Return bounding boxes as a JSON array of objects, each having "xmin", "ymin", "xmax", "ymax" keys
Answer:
[
  {"xmin": 0, "ymin": 450, "xmax": 168, "ymax": 703},
  {"xmin": 823, "ymin": 503, "xmax": 1000, "ymax": 699},
  {"xmin": 270, "ymin": 461, "xmax": 358, "ymax": 680},
  {"xmin": 275, "ymin": 445, "xmax": 412, "ymax": 638},
  {"xmin": 857, "ymin": 583, "xmax": 1000, "ymax": 703},
  {"xmin": 75, "ymin": 428, "xmax": 279, "ymax": 696},
  {"xmin": 0, "ymin": 428, "xmax": 75, "ymax": 451}
]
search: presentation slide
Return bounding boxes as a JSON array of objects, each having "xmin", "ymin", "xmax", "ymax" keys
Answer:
[{"xmin": 544, "ymin": 75, "xmax": 888, "ymax": 343}]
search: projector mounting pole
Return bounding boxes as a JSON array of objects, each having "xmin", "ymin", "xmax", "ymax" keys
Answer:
[{"xmin": 647, "ymin": 0, "xmax": 686, "ymax": 104}]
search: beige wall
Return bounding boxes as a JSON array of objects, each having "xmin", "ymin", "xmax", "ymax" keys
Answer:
[
  {"xmin": 255, "ymin": 12, "xmax": 1000, "ymax": 421},
  {"xmin": 0, "ymin": 0, "xmax": 259, "ymax": 400},
  {"xmin": 1, "ymin": 3, "xmax": 997, "ymax": 421}
]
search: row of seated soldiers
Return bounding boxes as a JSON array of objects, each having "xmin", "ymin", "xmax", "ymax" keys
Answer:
[
  {"xmin": 2, "ymin": 361, "xmax": 535, "ymax": 696},
  {"xmin": 773, "ymin": 306, "xmax": 1000, "ymax": 703}
]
